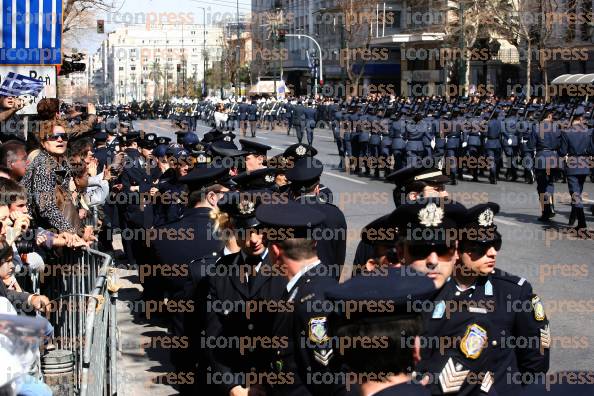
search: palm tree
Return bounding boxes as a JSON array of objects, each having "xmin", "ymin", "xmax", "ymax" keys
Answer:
[{"xmin": 148, "ymin": 60, "xmax": 164, "ymax": 100}]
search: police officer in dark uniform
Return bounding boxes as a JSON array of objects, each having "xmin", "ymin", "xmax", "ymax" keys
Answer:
[
  {"xmin": 205, "ymin": 190, "xmax": 287, "ymax": 396},
  {"xmin": 559, "ymin": 106, "xmax": 593, "ymax": 234},
  {"xmin": 534, "ymin": 109, "xmax": 561, "ymax": 221},
  {"xmin": 287, "ymin": 157, "xmax": 346, "ymax": 279},
  {"xmin": 453, "ymin": 203, "xmax": 550, "ymax": 396},
  {"xmin": 326, "ymin": 267, "xmax": 436, "ymax": 396},
  {"xmin": 148, "ymin": 165, "xmax": 230, "ymax": 394},
  {"xmin": 239, "ymin": 139, "xmax": 271, "ymax": 172},
  {"xmin": 352, "ymin": 165, "xmax": 450, "ymax": 272},
  {"xmin": 118, "ymin": 131, "xmax": 155, "ymax": 266},
  {"xmin": 388, "ymin": 199, "xmax": 499, "ymax": 396},
  {"xmin": 154, "ymin": 145, "xmax": 191, "ymax": 226},
  {"xmin": 255, "ymin": 201, "xmax": 350, "ymax": 396},
  {"xmin": 93, "ymin": 130, "xmax": 109, "ymax": 174},
  {"xmin": 283, "ymin": 143, "xmax": 334, "ymax": 204}
]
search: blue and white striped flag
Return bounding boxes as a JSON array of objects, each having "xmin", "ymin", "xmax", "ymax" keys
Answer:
[
  {"xmin": 0, "ymin": 0, "xmax": 63, "ymax": 65},
  {"xmin": 0, "ymin": 71, "xmax": 44, "ymax": 97}
]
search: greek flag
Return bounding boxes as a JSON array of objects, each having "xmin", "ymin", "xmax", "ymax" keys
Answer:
[
  {"xmin": 0, "ymin": 71, "xmax": 44, "ymax": 97},
  {"xmin": 0, "ymin": 0, "xmax": 63, "ymax": 65}
]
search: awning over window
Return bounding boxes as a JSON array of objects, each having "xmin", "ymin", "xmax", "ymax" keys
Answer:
[{"xmin": 551, "ymin": 74, "xmax": 594, "ymax": 85}]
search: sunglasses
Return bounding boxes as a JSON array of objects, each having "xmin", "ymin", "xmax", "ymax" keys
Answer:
[
  {"xmin": 46, "ymin": 133, "xmax": 69, "ymax": 142},
  {"xmin": 408, "ymin": 244, "xmax": 455, "ymax": 260},
  {"xmin": 462, "ymin": 239, "xmax": 502, "ymax": 257}
]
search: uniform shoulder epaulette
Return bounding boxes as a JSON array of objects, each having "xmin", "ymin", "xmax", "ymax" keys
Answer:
[
  {"xmin": 300, "ymin": 293, "xmax": 315, "ymax": 303},
  {"xmin": 490, "ymin": 268, "xmax": 528, "ymax": 287}
]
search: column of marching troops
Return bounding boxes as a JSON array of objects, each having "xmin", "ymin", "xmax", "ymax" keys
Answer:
[
  {"xmin": 163, "ymin": 94, "xmax": 594, "ymax": 232},
  {"xmin": 86, "ymin": 101, "xmax": 582, "ymax": 395}
]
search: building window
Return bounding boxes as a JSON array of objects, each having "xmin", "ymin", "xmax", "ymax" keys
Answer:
[{"xmin": 131, "ymin": 66, "xmax": 136, "ymax": 70}]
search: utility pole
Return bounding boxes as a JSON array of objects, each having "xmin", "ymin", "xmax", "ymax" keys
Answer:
[
  {"xmin": 458, "ymin": 1, "xmax": 466, "ymax": 95},
  {"xmin": 236, "ymin": 0, "xmax": 241, "ymax": 96}
]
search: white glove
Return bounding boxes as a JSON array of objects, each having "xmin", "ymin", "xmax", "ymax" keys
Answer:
[
  {"xmin": 431, "ymin": 138, "xmax": 436, "ymax": 149},
  {"xmin": 507, "ymin": 138, "xmax": 513, "ymax": 145},
  {"xmin": 462, "ymin": 142, "xmax": 468, "ymax": 148}
]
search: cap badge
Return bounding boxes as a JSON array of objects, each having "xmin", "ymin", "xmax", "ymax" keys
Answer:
[
  {"xmin": 224, "ymin": 136, "xmax": 231, "ymax": 142},
  {"xmin": 478, "ymin": 208, "xmax": 494, "ymax": 227},
  {"xmin": 296, "ymin": 145, "xmax": 307, "ymax": 156},
  {"xmin": 197, "ymin": 154, "xmax": 207, "ymax": 164},
  {"xmin": 238, "ymin": 200, "xmax": 255, "ymax": 215},
  {"xmin": 264, "ymin": 174, "xmax": 275, "ymax": 183},
  {"xmin": 418, "ymin": 203, "xmax": 444, "ymax": 227}
]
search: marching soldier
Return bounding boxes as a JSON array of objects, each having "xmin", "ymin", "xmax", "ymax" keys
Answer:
[
  {"xmin": 239, "ymin": 98, "xmax": 249, "ymax": 137},
  {"xmin": 248, "ymin": 99, "xmax": 259, "ymax": 138},
  {"xmin": 484, "ymin": 109, "xmax": 504, "ymax": 184},
  {"xmin": 304, "ymin": 100, "xmax": 317, "ymax": 146},
  {"xmin": 559, "ymin": 106, "xmax": 593, "ymax": 234},
  {"xmin": 534, "ymin": 108, "xmax": 561, "ymax": 221},
  {"xmin": 501, "ymin": 106, "xmax": 520, "ymax": 181}
]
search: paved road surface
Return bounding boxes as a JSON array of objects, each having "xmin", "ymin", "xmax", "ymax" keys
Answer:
[{"xmin": 129, "ymin": 118, "xmax": 594, "ymax": 374}]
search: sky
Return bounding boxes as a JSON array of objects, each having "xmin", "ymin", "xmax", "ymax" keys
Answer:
[{"xmin": 69, "ymin": 0, "xmax": 252, "ymax": 54}]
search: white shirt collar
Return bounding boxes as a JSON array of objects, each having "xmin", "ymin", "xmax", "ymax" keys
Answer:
[
  {"xmin": 286, "ymin": 260, "xmax": 321, "ymax": 292},
  {"xmin": 455, "ymin": 282, "xmax": 476, "ymax": 292}
]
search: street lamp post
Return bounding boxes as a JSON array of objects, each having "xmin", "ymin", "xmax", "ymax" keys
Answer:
[
  {"xmin": 286, "ymin": 33, "xmax": 323, "ymax": 97},
  {"xmin": 194, "ymin": 7, "xmax": 207, "ymax": 97}
]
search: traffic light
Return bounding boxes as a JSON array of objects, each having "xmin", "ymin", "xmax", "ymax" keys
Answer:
[
  {"xmin": 277, "ymin": 29, "xmax": 286, "ymax": 43},
  {"xmin": 97, "ymin": 20, "xmax": 105, "ymax": 34}
]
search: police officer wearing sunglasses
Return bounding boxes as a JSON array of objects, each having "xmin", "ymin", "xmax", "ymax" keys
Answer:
[
  {"xmin": 388, "ymin": 198, "xmax": 498, "ymax": 396},
  {"xmin": 453, "ymin": 203, "xmax": 550, "ymax": 396}
]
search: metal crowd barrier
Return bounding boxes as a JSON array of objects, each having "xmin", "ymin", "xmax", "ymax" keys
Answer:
[{"xmin": 38, "ymin": 205, "xmax": 118, "ymax": 396}]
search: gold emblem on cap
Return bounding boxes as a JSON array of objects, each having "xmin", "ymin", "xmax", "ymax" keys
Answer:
[
  {"xmin": 264, "ymin": 174, "xmax": 275, "ymax": 183},
  {"xmin": 418, "ymin": 202, "xmax": 444, "ymax": 227}
]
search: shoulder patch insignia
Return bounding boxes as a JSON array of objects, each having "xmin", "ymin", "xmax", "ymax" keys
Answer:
[
  {"xmin": 439, "ymin": 358, "xmax": 469, "ymax": 394},
  {"xmin": 531, "ymin": 295, "xmax": 546, "ymax": 321},
  {"xmin": 480, "ymin": 371, "xmax": 494, "ymax": 393},
  {"xmin": 540, "ymin": 325, "xmax": 551, "ymax": 349},
  {"xmin": 309, "ymin": 317, "xmax": 329, "ymax": 344},
  {"xmin": 518, "ymin": 277, "xmax": 526, "ymax": 286},
  {"xmin": 460, "ymin": 324, "xmax": 487, "ymax": 360}
]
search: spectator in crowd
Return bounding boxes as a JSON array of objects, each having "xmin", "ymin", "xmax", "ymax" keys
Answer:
[
  {"xmin": 0, "ymin": 96, "xmax": 26, "ymax": 139},
  {"xmin": 0, "ymin": 140, "xmax": 28, "ymax": 181},
  {"xmin": 37, "ymin": 98, "xmax": 98, "ymax": 139},
  {"xmin": 21, "ymin": 120, "xmax": 77, "ymax": 233}
]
